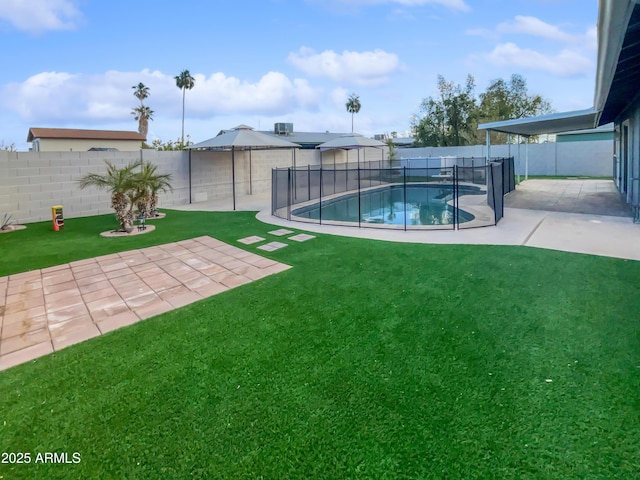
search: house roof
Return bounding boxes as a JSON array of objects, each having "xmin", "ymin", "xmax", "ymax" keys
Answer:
[
  {"xmin": 595, "ymin": 1, "xmax": 640, "ymax": 124},
  {"xmin": 259, "ymin": 130, "xmax": 350, "ymax": 146},
  {"xmin": 27, "ymin": 128, "xmax": 146, "ymax": 142},
  {"xmin": 316, "ymin": 134, "xmax": 387, "ymax": 151},
  {"xmin": 478, "ymin": 0, "xmax": 640, "ymax": 138}
]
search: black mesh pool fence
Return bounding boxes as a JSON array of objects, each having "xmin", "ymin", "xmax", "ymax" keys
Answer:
[{"xmin": 272, "ymin": 157, "xmax": 515, "ymax": 230}]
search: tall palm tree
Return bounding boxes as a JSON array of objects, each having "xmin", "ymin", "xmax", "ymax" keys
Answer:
[
  {"xmin": 132, "ymin": 105, "xmax": 154, "ymax": 137},
  {"xmin": 78, "ymin": 160, "xmax": 142, "ymax": 231},
  {"xmin": 175, "ymin": 69, "xmax": 196, "ymax": 146},
  {"xmin": 345, "ymin": 93, "xmax": 361, "ymax": 133},
  {"xmin": 132, "ymin": 82, "xmax": 150, "ymax": 105},
  {"xmin": 132, "ymin": 83, "xmax": 152, "ymax": 136}
]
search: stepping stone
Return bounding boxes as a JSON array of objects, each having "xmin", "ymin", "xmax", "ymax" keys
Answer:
[
  {"xmin": 257, "ymin": 242, "xmax": 288, "ymax": 252},
  {"xmin": 288, "ymin": 233, "xmax": 316, "ymax": 242},
  {"xmin": 268, "ymin": 229, "xmax": 294, "ymax": 236},
  {"xmin": 238, "ymin": 236, "xmax": 265, "ymax": 245}
]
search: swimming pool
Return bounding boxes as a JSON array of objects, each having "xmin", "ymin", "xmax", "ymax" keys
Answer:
[{"xmin": 292, "ymin": 184, "xmax": 483, "ymax": 226}]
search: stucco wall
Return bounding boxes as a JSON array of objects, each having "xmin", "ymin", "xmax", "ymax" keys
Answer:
[{"xmin": 398, "ymin": 140, "xmax": 613, "ymax": 177}]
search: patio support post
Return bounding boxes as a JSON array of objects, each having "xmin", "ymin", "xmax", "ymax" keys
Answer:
[
  {"xmin": 517, "ymin": 135, "xmax": 521, "ymax": 184},
  {"xmin": 232, "ymin": 146, "xmax": 236, "ymax": 211},
  {"xmin": 249, "ymin": 149, "xmax": 253, "ymax": 195},
  {"xmin": 525, "ymin": 136, "xmax": 529, "ymax": 180},
  {"xmin": 188, "ymin": 149, "xmax": 192, "ymax": 204},
  {"xmin": 486, "ymin": 130, "xmax": 491, "ymax": 164}
]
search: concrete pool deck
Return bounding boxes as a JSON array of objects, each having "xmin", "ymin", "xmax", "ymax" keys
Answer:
[{"xmin": 173, "ymin": 179, "xmax": 640, "ymax": 261}]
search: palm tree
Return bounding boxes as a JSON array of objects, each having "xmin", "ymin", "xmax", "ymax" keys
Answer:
[
  {"xmin": 78, "ymin": 160, "xmax": 142, "ymax": 231},
  {"xmin": 132, "ymin": 83, "xmax": 152, "ymax": 136},
  {"xmin": 135, "ymin": 162, "xmax": 173, "ymax": 217},
  {"xmin": 132, "ymin": 83, "xmax": 150, "ymax": 105},
  {"xmin": 175, "ymin": 69, "xmax": 196, "ymax": 146},
  {"xmin": 345, "ymin": 93, "xmax": 361, "ymax": 133},
  {"xmin": 132, "ymin": 105, "xmax": 154, "ymax": 137}
]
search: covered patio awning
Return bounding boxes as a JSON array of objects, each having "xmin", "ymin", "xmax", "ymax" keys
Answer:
[
  {"xmin": 477, "ymin": 108, "xmax": 599, "ymax": 137},
  {"xmin": 187, "ymin": 125, "xmax": 300, "ymax": 210}
]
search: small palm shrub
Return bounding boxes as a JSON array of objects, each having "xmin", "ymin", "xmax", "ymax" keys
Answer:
[{"xmin": 78, "ymin": 160, "xmax": 172, "ymax": 232}]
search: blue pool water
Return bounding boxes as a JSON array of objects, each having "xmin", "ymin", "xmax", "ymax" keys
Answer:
[{"xmin": 293, "ymin": 184, "xmax": 483, "ymax": 226}]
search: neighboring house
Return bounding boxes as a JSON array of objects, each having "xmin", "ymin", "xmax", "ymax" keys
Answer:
[
  {"xmin": 596, "ymin": 0, "xmax": 640, "ymax": 215},
  {"xmin": 478, "ymin": 0, "xmax": 640, "ymax": 218},
  {"xmin": 556, "ymin": 124, "xmax": 614, "ymax": 143},
  {"xmin": 259, "ymin": 123, "xmax": 351, "ymax": 149},
  {"xmin": 27, "ymin": 128, "xmax": 146, "ymax": 152}
]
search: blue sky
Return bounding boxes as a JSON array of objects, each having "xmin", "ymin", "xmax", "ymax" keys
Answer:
[{"xmin": 0, "ymin": 0, "xmax": 599, "ymax": 150}]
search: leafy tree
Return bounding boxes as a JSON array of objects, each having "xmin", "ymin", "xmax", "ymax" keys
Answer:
[
  {"xmin": 1, "ymin": 140, "xmax": 16, "ymax": 151},
  {"xmin": 478, "ymin": 74, "xmax": 552, "ymax": 143},
  {"xmin": 386, "ymin": 138, "xmax": 397, "ymax": 167},
  {"xmin": 147, "ymin": 135, "xmax": 193, "ymax": 151},
  {"xmin": 78, "ymin": 160, "xmax": 143, "ymax": 231},
  {"xmin": 345, "ymin": 93, "xmax": 361, "ymax": 133},
  {"xmin": 413, "ymin": 75, "xmax": 479, "ymax": 147},
  {"xmin": 175, "ymin": 69, "xmax": 196, "ymax": 146},
  {"xmin": 413, "ymin": 73, "xmax": 553, "ymax": 146}
]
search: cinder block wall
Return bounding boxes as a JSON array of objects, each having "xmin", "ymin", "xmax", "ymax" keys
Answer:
[
  {"xmin": 0, "ymin": 150, "xmax": 188, "ymax": 224},
  {"xmin": 398, "ymin": 140, "xmax": 613, "ymax": 177},
  {"xmin": 0, "ymin": 148, "xmax": 316, "ymax": 224}
]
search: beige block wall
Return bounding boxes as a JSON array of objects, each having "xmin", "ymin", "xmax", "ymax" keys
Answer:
[
  {"xmin": 36, "ymin": 139, "xmax": 145, "ymax": 152},
  {"xmin": 190, "ymin": 148, "xmax": 320, "ymax": 202},
  {"xmin": 0, "ymin": 146, "xmax": 389, "ymax": 224},
  {"xmin": 0, "ymin": 150, "xmax": 188, "ymax": 224}
]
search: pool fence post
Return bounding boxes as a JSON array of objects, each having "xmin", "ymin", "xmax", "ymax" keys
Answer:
[
  {"xmin": 287, "ymin": 167, "xmax": 292, "ymax": 221},
  {"xmin": 358, "ymin": 163, "xmax": 361, "ymax": 228},
  {"xmin": 403, "ymin": 166, "xmax": 407, "ymax": 231},
  {"xmin": 319, "ymin": 167, "xmax": 323, "ymax": 225},
  {"xmin": 307, "ymin": 164, "xmax": 311, "ymax": 201},
  {"xmin": 454, "ymin": 164, "xmax": 459, "ymax": 230}
]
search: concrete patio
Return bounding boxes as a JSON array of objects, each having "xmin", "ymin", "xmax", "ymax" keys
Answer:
[{"xmin": 0, "ymin": 236, "xmax": 290, "ymax": 371}]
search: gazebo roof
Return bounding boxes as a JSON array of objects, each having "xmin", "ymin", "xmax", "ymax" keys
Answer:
[
  {"xmin": 317, "ymin": 134, "xmax": 387, "ymax": 151},
  {"xmin": 188, "ymin": 126, "xmax": 300, "ymax": 150}
]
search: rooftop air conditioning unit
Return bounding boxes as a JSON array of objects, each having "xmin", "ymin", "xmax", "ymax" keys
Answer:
[{"xmin": 274, "ymin": 122, "xmax": 293, "ymax": 135}]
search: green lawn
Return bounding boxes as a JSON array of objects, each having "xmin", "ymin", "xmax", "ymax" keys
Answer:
[{"xmin": 1, "ymin": 211, "xmax": 639, "ymax": 479}]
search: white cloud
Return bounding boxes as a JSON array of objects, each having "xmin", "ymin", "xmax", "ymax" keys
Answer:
[
  {"xmin": 288, "ymin": 47, "xmax": 401, "ymax": 86},
  {"xmin": 0, "ymin": 69, "xmax": 324, "ymax": 125},
  {"xmin": 0, "ymin": 0, "xmax": 81, "ymax": 34},
  {"xmin": 497, "ymin": 16, "xmax": 578, "ymax": 43},
  {"xmin": 480, "ymin": 43, "xmax": 593, "ymax": 77},
  {"xmin": 189, "ymin": 72, "xmax": 323, "ymax": 115},
  {"xmin": 330, "ymin": 87, "xmax": 350, "ymax": 109},
  {"xmin": 314, "ymin": 0, "xmax": 470, "ymax": 12}
]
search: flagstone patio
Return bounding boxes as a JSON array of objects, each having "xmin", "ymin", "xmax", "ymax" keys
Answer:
[{"xmin": 0, "ymin": 236, "xmax": 290, "ymax": 371}]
